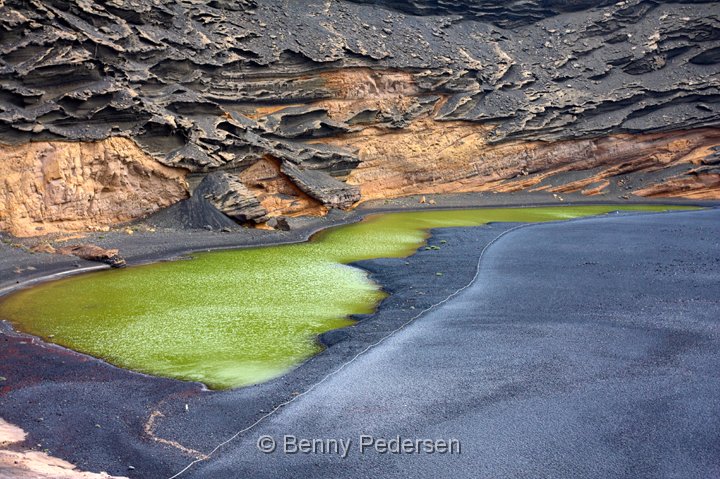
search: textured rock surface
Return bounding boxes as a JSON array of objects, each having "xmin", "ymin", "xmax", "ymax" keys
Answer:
[
  {"xmin": 0, "ymin": 138, "xmax": 188, "ymax": 237},
  {"xmin": 280, "ymin": 161, "xmax": 361, "ymax": 208},
  {"xmin": 237, "ymin": 157, "xmax": 329, "ymax": 219},
  {"xmin": 195, "ymin": 171, "xmax": 267, "ymax": 223},
  {"xmin": 1, "ymin": 0, "xmax": 720, "ymax": 234},
  {"xmin": 336, "ymin": 124, "xmax": 720, "ymax": 199},
  {"xmin": 56, "ymin": 243, "xmax": 126, "ymax": 268}
]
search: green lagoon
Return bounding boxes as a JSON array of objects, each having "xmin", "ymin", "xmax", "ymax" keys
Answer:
[{"xmin": 0, "ymin": 205, "xmax": 695, "ymax": 389}]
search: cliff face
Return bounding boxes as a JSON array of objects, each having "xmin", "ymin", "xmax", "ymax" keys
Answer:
[
  {"xmin": 0, "ymin": 138, "xmax": 187, "ymax": 237},
  {"xmin": 1, "ymin": 0, "xmax": 719, "ymax": 234}
]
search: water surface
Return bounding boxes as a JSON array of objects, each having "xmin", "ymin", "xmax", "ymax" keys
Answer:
[{"xmin": 0, "ymin": 205, "xmax": 694, "ymax": 389}]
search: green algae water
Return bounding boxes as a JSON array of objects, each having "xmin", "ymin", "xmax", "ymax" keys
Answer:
[{"xmin": 0, "ymin": 205, "xmax": 695, "ymax": 389}]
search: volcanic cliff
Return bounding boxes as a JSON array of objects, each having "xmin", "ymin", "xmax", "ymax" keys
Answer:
[{"xmin": 1, "ymin": 0, "xmax": 719, "ymax": 236}]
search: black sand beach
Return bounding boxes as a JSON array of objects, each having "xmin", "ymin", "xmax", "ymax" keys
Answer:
[
  {"xmin": 191, "ymin": 208, "xmax": 720, "ymax": 479},
  {"xmin": 1, "ymin": 198, "xmax": 719, "ymax": 478}
]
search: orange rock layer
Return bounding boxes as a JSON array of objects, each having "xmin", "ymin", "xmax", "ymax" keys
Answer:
[
  {"xmin": 634, "ymin": 172, "xmax": 720, "ymax": 199},
  {"xmin": 322, "ymin": 121, "xmax": 720, "ymax": 201},
  {"xmin": 238, "ymin": 156, "xmax": 328, "ymax": 218},
  {"xmin": 1, "ymin": 123, "xmax": 719, "ymax": 238},
  {"xmin": 0, "ymin": 138, "xmax": 189, "ymax": 237}
]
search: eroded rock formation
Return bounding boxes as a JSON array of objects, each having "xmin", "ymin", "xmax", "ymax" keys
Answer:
[
  {"xmin": 56, "ymin": 243, "xmax": 126, "ymax": 267},
  {"xmin": 1, "ymin": 0, "xmax": 719, "ymax": 234},
  {"xmin": 334, "ymin": 123, "xmax": 720, "ymax": 199},
  {"xmin": 195, "ymin": 171, "xmax": 268, "ymax": 223},
  {"xmin": 0, "ymin": 138, "xmax": 188, "ymax": 237}
]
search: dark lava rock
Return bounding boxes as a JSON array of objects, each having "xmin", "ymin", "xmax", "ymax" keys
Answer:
[
  {"xmin": 266, "ymin": 216, "xmax": 291, "ymax": 231},
  {"xmin": 148, "ymin": 171, "xmax": 267, "ymax": 229},
  {"xmin": 280, "ymin": 161, "xmax": 361, "ymax": 209},
  {"xmin": 196, "ymin": 172, "xmax": 268, "ymax": 223},
  {"xmin": 0, "ymin": 0, "xmax": 717, "ymax": 165}
]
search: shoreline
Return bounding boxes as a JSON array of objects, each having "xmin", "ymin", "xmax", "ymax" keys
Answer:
[
  {"xmin": 1, "ymin": 191, "xmax": 716, "ymax": 296},
  {"xmin": 0, "ymin": 196, "xmax": 718, "ymax": 478},
  {"xmin": 0, "ymin": 200, "xmax": 714, "ymax": 393},
  {"xmin": 183, "ymin": 208, "xmax": 720, "ymax": 479},
  {"xmin": 2, "ymin": 204, "xmax": 710, "ymax": 390}
]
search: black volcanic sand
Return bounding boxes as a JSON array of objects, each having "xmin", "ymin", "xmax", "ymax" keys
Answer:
[
  {"xmin": 190, "ymin": 208, "xmax": 720, "ymax": 479},
  {"xmin": 0, "ymin": 199, "xmax": 718, "ymax": 478},
  {"xmin": 0, "ymin": 221, "xmax": 526, "ymax": 477}
]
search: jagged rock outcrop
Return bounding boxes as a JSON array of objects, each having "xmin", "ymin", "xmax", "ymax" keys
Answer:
[
  {"xmin": 195, "ymin": 171, "xmax": 267, "ymax": 224},
  {"xmin": 280, "ymin": 162, "xmax": 361, "ymax": 209},
  {"xmin": 1, "ymin": 0, "xmax": 719, "ymax": 234},
  {"xmin": 236, "ymin": 156, "xmax": 329, "ymax": 219},
  {"xmin": 57, "ymin": 244, "xmax": 126, "ymax": 268}
]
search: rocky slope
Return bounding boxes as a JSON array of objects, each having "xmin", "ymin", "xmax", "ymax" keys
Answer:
[{"xmin": 1, "ymin": 0, "xmax": 719, "ymax": 234}]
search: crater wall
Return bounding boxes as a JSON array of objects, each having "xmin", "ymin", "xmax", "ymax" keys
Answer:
[{"xmin": 1, "ymin": 0, "xmax": 719, "ymax": 234}]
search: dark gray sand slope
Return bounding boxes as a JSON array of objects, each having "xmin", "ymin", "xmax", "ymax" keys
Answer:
[
  {"xmin": 1, "ymin": 207, "xmax": 719, "ymax": 479},
  {"xmin": 0, "ymin": 221, "xmax": 523, "ymax": 478},
  {"xmin": 188, "ymin": 209, "xmax": 720, "ymax": 479}
]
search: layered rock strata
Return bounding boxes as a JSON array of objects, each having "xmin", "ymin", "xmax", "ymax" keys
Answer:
[{"xmin": 1, "ymin": 0, "xmax": 719, "ymax": 234}]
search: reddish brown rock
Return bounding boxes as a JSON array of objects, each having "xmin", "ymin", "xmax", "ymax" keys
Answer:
[
  {"xmin": 320, "ymin": 122, "xmax": 720, "ymax": 201},
  {"xmin": 634, "ymin": 172, "xmax": 720, "ymax": 200},
  {"xmin": 57, "ymin": 244, "xmax": 126, "ymax": 268},
  {"xmin": 238, "ymin": 157, "xmax": 328, "ymax": 218}
]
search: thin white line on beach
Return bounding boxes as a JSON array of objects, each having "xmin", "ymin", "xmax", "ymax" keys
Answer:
[{"xmin": 166, "ymin": 220, "xmax": 534, "ymax": 479}]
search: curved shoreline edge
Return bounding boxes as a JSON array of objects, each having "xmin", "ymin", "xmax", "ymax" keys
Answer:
[
  {"xmin": 184, "ymin": 209, "xmax": 720, "ymax": 479},
  {"xmin": 164, "ymin": 220, "xmax": 540, "ymax": 479},
  {"xmin": 0, "ymin": 203, "xmax": 717, "ymax": 479},
  {"xmin": 163, "ymin": 206, "xmax": 720, "ymax": 479},
  {"xmin": 1, "ymin": 196, "xmax": 715, "ymax": 297},
  {"xmin": 0, "ymin": 203, "xmax": 708, "ymax": 391}
]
